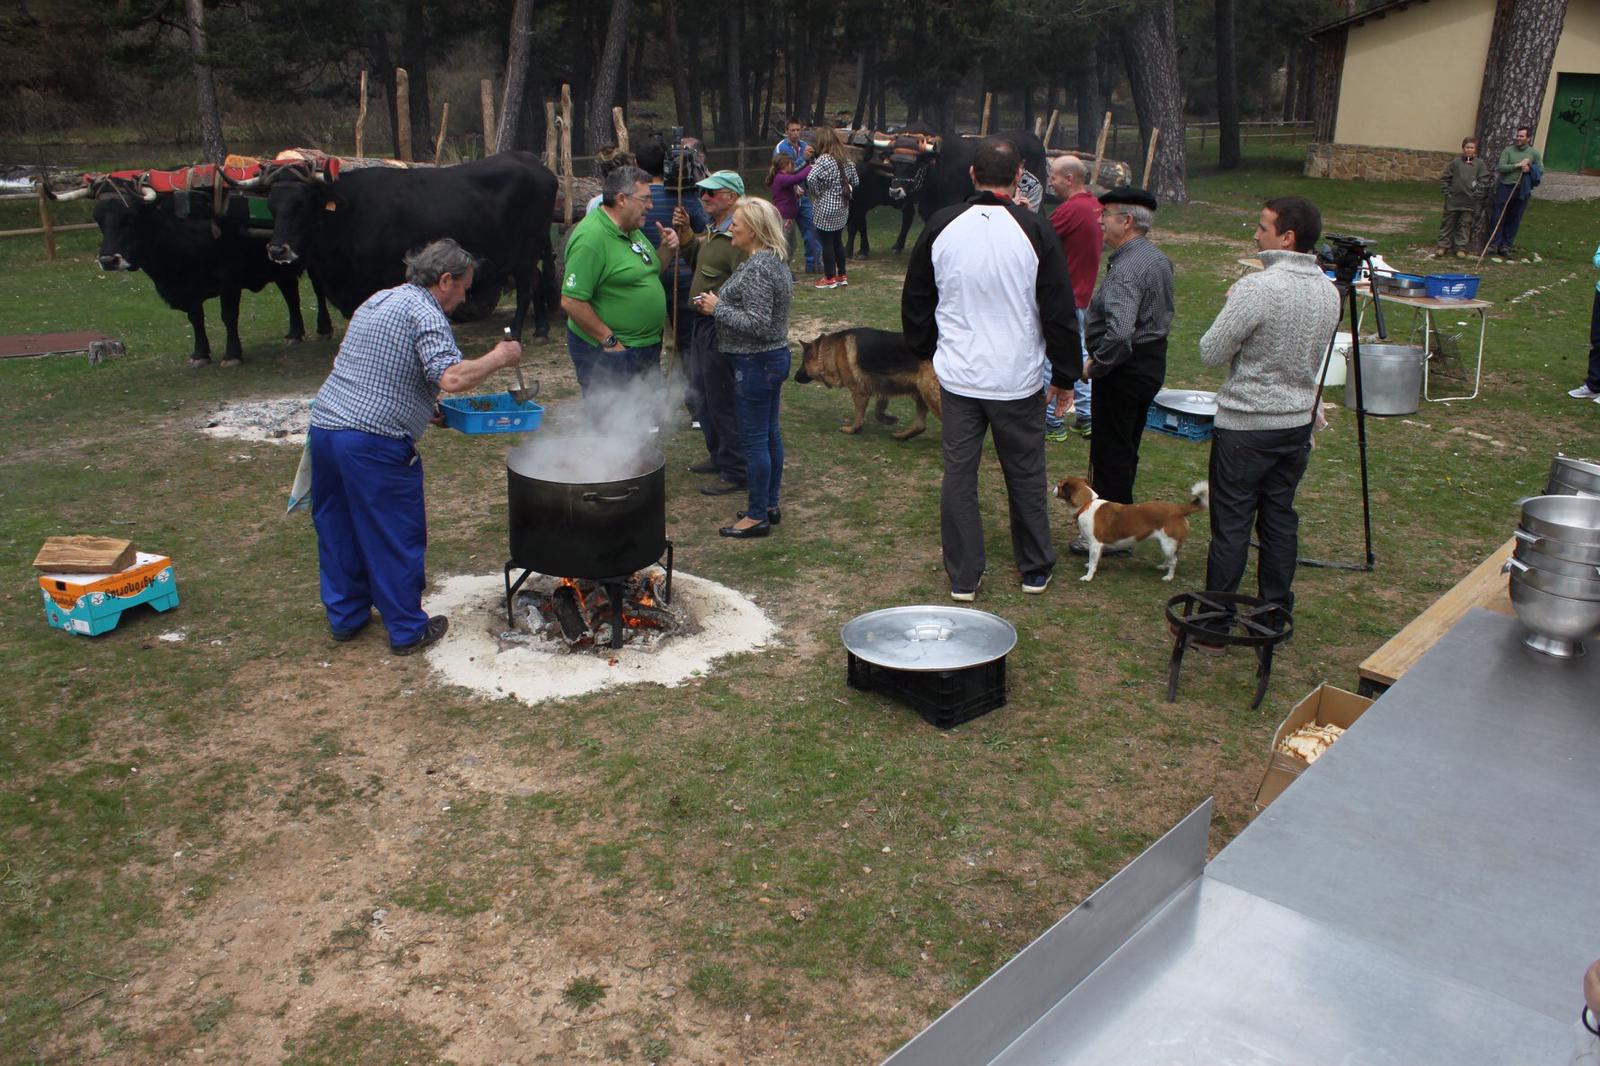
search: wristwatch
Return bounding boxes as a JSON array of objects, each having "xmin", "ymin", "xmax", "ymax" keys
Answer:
[{"xmin": 602, "ymin": 334, "xmax": 619, "ymax": 349}]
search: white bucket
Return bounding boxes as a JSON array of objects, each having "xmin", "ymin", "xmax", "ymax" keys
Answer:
[{"xmin": 1322, "ymin": 333, "xmax": 1350, "ymax": 387}]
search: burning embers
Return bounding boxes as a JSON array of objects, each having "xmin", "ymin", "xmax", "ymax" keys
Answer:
[{"xmin": 509, "ymin": 568, "xmax": 685, "ymax": 652}]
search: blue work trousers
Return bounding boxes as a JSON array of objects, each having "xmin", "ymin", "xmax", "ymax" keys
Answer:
[
  {"xmin": 309, "ymin": 425, "xmax": 429, "ymax": 647},
  {"xmin": 733, "ymin": 346, "xmax": 790, "ymax": 516},
  {"xmin": 797, "ymin": 197, "xmax": 821, "ymax": 271}
]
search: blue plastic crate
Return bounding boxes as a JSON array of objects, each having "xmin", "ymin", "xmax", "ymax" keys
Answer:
[
  {"xmin": 1424, "ymin": 273, "xmax": 1481, "ymax": 300},
  {"xmin": 439, "ymin": 394, "xmax": 544, "ymax": 435},
  {"xmin": 1146, "ymin": 403, "xmax": 1213, "ymax": 441}
]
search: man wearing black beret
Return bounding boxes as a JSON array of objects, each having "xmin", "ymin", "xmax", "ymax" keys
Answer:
[{"xmin": 1073, "ymin": 187, "xmax": 1175, "ymax": 554}]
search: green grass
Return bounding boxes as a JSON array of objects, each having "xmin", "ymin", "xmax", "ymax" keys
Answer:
[{"xmin": 1, "ymin": 144, "xmax": 1594, "ymax": 1061}]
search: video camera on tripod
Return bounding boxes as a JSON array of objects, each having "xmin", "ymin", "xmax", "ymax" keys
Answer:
[
  {"xmin": 1317, "ymin": 233, "xmax": 1378, "ymax": 286},
  {"xmin": 662, "ymin": 127, "xmax": 706, "ymax": 186}
]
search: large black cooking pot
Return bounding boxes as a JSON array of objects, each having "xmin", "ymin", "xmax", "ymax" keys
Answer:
[{"xmin": 507, "ymin": 438, "xmax": 666, "ymax": 578}]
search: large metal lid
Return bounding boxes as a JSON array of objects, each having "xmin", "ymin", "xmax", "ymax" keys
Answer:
[
  {"xmin": 841, "ymin": 606, "xmax": 1017, "ymax": 671},
  {"xmin": 1153, "ymin": 389, "xmax": 1217, "ymax": 416}
]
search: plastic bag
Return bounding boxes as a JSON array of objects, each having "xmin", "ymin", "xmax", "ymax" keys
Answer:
[{"xmin": 287, "ymin": 434, "xmax": 312, "ymax": 515}]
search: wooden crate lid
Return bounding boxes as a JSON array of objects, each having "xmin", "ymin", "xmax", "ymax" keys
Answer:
[{"xmin": 33, "ymin": 536, "xmax": 136, "ymax": 574}]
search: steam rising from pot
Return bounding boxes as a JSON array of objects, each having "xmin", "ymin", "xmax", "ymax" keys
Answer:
[{"xmin": 506, "ymin": 371, "xmax": 680, "ymax": 482}]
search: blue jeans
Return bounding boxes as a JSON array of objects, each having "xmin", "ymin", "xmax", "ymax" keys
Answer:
[
  {"xmin": 567, "ymin": 331, "xmax": 662, "ymax": 399},
  {"xmin": 310, "ymin": 426, "xmax": 429, "ymax": 647},
  {"xmin": 1074, "ymin": 307, "xmax": 1092, "ymax": 420},
  {"xmin": 733, "ymin": 347, "xmax": 790, "ymax": 516},
  {"xmin": 797, "ymin": 197, "xmax": 821, "ymax": 271}
]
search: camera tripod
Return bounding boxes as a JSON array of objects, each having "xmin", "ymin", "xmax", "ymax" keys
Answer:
[{"xmin": 1299, "ymin": 238, "xmax": 1386, "ymax": 573}]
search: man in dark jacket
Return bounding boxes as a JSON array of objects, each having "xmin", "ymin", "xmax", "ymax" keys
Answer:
[
  {"xmin": 1075, "ymin": 187, "xmax": 1174, "ymax": 554},
  {"xmin": 902, "ymin": 137, "xmax": 1081, "ymax": 600}
]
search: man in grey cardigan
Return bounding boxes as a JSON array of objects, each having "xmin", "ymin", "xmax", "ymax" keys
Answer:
[{"xmin": 1196, "ymin": 196, "xmax": 1341, "ymax": 637}]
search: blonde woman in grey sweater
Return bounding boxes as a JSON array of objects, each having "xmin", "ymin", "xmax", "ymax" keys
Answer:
[
  {"xmin": 1194, "ymin": 196, "xmax": 1340, "ymax": 641},
  {"xmin": 693, "ymin": 197, "xmax": 794, "ymax": 539}
]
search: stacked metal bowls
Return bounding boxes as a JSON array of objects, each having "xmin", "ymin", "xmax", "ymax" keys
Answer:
[
  {"xmin": 1506, "ymin": 487, "xmax": 1600, "ymax": 658},
  {"xmin": 1545, "ymin": 453, "xmax": 1600, "ymax": 498}
]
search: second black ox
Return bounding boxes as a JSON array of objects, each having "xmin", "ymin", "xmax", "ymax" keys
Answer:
[{"xmin": 262, "ymin": 152, "xmax": 558, "ymax": 339}]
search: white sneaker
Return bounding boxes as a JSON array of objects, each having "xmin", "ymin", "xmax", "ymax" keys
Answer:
[{"xmin": 1570, "ymin": 384, "xmax": 1600, "ymax": 399}]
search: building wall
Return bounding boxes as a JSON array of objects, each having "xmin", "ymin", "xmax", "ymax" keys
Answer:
[
  {"xmin": 1305, "ymin": 142, "xmax": 1458, "ymax": 181},
  {"xmin": 1334, "ymin": 0, "xmax": 1497, "ymax": 153},
  {"xmin": 1535, "ymin": 1, "xmax": 1600, "ymax": 149}
]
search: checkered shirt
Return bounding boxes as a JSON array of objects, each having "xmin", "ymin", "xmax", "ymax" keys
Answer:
[{"xmin": 311, "ymin": 284, "xmax": 463, "ymax": 441}]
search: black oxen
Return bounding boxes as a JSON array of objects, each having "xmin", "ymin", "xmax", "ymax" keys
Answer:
[
  {"xmin": 261, "ymin": 152, "xmax": 558, "ymax": 339},
  {"xmin": 84, "ymin": 180, "xmax": 330, "ymax": 366},
  {"xmin": 844, "ymin": 163, "xmax": 921, "ymax": 260},
  {"xmin": 870, "ymin": 130, "xmax": 1049, "ymax": 254}
]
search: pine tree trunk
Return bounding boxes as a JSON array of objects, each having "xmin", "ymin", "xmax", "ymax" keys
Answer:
[
  {"xmin": 852, "ymin": 47, "xmax": 871, "ymax": 129},
  {"xmin": 722, "ymin": 1, "xmax": 745, "ymax": 146},
  {"xmin": 588, "ymin": 0, "xmax": 631, "ymax": 152},
  {"xmin": 1215, "ymin": 0, "xmax": 1240, "ymax": 169},
  {"xmin": 1120, "ymin": 0, "xmax": 1188, "ymax": 202},
  {"xmin": 497, "ymin": 0, "xmax": 535, "ymax": 151},
  {"xmin": 185, "ymin": 0, "xmax": 226, "ymax": 163},
  {"xmin": 1311, "ymin": 30, "xmax": 1345, "ymax": 143},
  {"xmin": 1470, "ymin": 0, "xmax": 1568, "ymax": 248},
  {"xmin": 662, "ymin": 0, "xmax": 694, "ymax": 132},
  {"xmin": 401, "ymin": 0, "xmax": 432, "ymax": 159},
  {"xmin": 1076, "ymin": 35, "xmax": 1104, "ymax": 152}
]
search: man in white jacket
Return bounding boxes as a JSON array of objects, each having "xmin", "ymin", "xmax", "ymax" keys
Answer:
[
  {"xmin": 1196, "ymin": 196, "xmax": 1340, "ymax": 636},
  {"xmin": 902, "ymin": 137, "xmax": 1080, "ymax": 600}
]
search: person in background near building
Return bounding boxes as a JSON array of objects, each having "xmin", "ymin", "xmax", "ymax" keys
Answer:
[
  {"xmin": 1488, "ymin": 125, "xmax": 1542, "ymax": 258},
  {"xmin": 1191, "ymin": 196, "xmax": 1341, "ymax": 648},
  {"xmin": 560, "ymin": 165, "xmax": 680, "ymax": 400},
  {"xmin": 636, "ymin": 141, "xmax": 708, "ymax": 419},
  {"xmin": 902, "ymin": 137, "xmax": 1080, "ymax": 600},
  {"xmin": 674, "ymin": 170, "xmax": 749, "ymax": 496},
  {"xmin": 1436, "ymin": 137, "xmax": 1491, "ymax": 259},
  {"xmin": 309, "ymin": 239, "xmax": 523, "ymax": 656},
  {"xmin": 806, "ymin": 124, "xmax": 860, "ymax": 290},
  {"xmin": 1047, "ymin": 154, "xmax": 1103, "ymax": 441},
  {"xmin": 773, "ymin": 119, "xmax": 821, "ymax": 273},
  {"xmin": 693, "ymin": 197, "xmax": 794, "ymax": 539},
  {"xmin": 1074, "ymin": 187, "xmax": 1174, "ymax": 557},
  {"xmin": 1569, "ymin": 239, "xmax": 1600, "ymax": 405},
  {"xmin": 768, "ymin": 152, "xmax": 812, "ymax": 277}
]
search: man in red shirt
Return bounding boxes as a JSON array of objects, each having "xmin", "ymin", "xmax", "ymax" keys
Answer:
[{"xmin": 1048, "ymin": 155, "xmax": 1103, "ymax": 439}]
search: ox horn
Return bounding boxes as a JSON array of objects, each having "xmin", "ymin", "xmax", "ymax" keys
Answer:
[
  {"xmin": 232, "ymin": 174, "xmax": 266, "ymax": 189},
  {"xmin": 47, "ymin": 185, "xmax": 93, "ymax": 201},
  {"xmin": 139, "ymin": 186, "xmax": 158, "ymax": 202}
]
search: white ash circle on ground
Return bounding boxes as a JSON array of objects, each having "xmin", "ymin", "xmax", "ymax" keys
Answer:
[
  {"xmin": 423, "ymin": 569, "xmax": 777, "ymax": 704},
  {"xmin": 201, "ymin": 397, "xmax": 313, "ymax": 445}
]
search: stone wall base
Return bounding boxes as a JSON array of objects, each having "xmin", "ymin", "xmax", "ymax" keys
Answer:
[{"xmin": 1304, "ymin": 142, "xmax": 1456, "ymax": 181}]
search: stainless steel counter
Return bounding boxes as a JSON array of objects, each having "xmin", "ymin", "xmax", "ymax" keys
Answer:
[{"xmin": 886, "ymin": 610, "xmax": 1597, "ymax": 1064}]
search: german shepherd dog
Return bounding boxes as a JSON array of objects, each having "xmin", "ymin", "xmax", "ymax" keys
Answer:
[{"xmin": 793, "ymin": 327, "xmax": 943, "ymax": 441}]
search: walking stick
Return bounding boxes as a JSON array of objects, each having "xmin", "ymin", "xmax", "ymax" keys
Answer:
[
  {"xmin": 1474, "ymin": 170, "xmax": 1524, "ymax": 270},
  {"xmin": 664, "ymin": 141, "xmax": 687, "ymax": 376}
]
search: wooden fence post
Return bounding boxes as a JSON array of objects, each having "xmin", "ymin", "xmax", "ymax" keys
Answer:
[
  {"xmin": 1142, "ymin": 128, "xmax": 1160, "ymax": 190},
  {"xmin": 560, "ymin": 83, "xmax": 573, "ymax": 227},
  {"xmin": 395, "ymin": 67, "xmax": 412, "ymax": 161},
  {"xmin": 979, "ymin": 92, "xmax": 993, "ymax": 135},
  {"xmin": 36, "ymin": 183, "xmax": 56, "ymax": 263},
  {"xmin": 1091, "ymin": 111, "xmax": 1112, "ymax": 187},
  {"xmin": 1043, "ymin": 108, "xmax": 1059, "ymax": 149},
  {"xmin": 612, "ymin": 106, "xmax": 629, "ymax": 152},
  {"xmin": 355, "ymin": 70, "xmax": 368, "ymax": 157},
  {"xmin": 434, "ymin": 102, "xmax": 450, "ymax": 161},
  {"xmin": 481, "ymin": 79, "xmax": 496, "ymax": 155},
  {"xmin": 544, "ymin": 101, "xmax": 557, "ymax": 170}
]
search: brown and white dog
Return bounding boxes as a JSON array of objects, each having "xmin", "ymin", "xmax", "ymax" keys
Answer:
[{"xmin": 1053, "ymin": 476, "xmax": 1210, "ymax": 582}]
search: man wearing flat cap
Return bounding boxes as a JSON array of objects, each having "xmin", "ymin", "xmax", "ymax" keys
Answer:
[
  {"xmin": 674, "ymin": 169, "xmax": 749, "ymax": 495},
  {"xmin": 1074, "ymin": 187, "xmax": 1174, "ymax": 554}
]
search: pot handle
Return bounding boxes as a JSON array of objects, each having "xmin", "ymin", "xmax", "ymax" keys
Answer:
[
  {"xmin": 582, "ymin": 487, "xmax": 641, "ymax": 504},
  {"xmin": 1503, "ymin": 557, "xmax": 1529, "ymax": 574},
  {"xmin": 1512, "ymin": 528, "xmax": 1542, "ymax": 546}
]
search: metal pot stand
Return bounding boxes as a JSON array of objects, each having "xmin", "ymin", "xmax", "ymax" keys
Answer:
[{"xmin": 1164, "ymin": 591, "xmax": 1293, "ymax": 709}]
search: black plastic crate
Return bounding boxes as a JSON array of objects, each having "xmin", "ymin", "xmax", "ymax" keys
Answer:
[{"xmin": 847, "ymin": 652, "xmax": 1006, "ymax": 729}]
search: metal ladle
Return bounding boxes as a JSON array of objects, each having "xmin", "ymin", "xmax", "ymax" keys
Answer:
[{"xmin": 504, "ymin": 327, "xmax": 538, "ymax": 405}]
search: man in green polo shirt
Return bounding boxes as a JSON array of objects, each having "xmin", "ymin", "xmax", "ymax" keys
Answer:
[
  {"xmin": 674, "ymin": 170, "xmax": 748, "ymax": 494},
  {"xmin": 561, "ymin": 165, "xmax": 680, "ymax": 397}
]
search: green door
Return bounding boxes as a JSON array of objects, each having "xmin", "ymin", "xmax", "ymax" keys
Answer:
[{"xmin": 1546, "ymin": 73, "xmax": 1600, "ymax": 174}]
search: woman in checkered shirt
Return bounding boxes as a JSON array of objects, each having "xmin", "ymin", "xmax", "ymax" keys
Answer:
[{"xmin": 804, "ymin": 125, "xmax": 859, "ymax": 290}]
